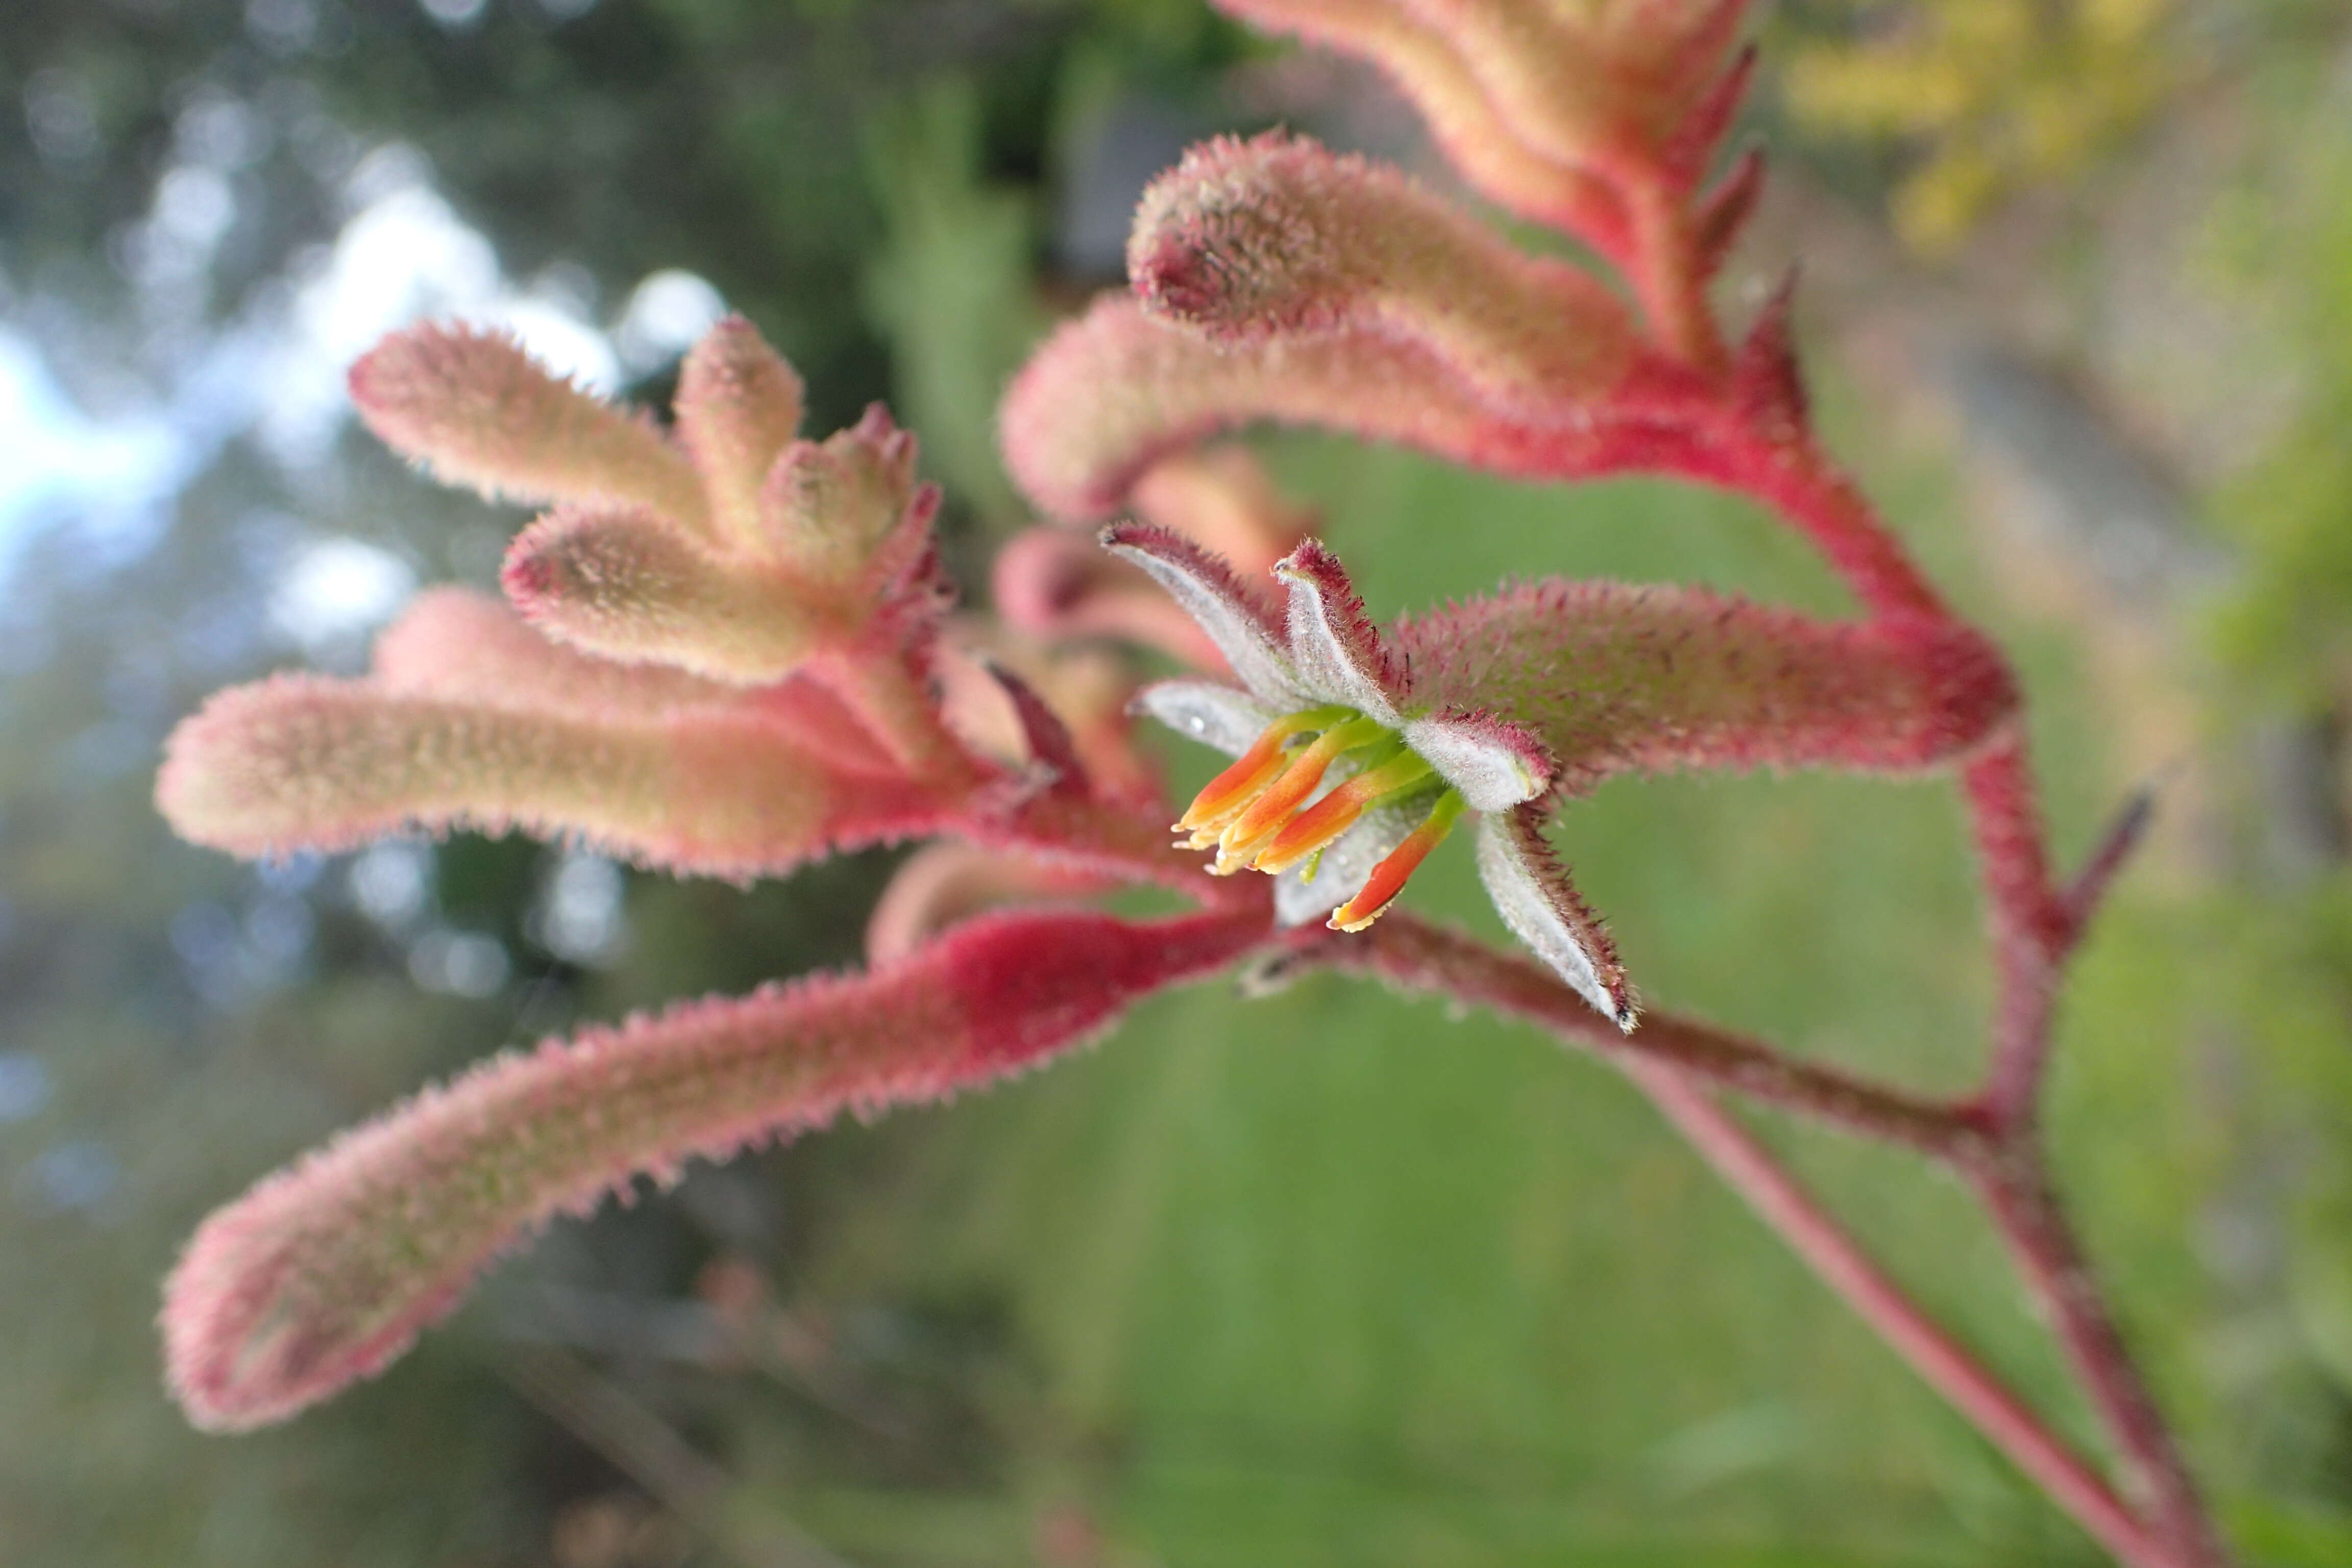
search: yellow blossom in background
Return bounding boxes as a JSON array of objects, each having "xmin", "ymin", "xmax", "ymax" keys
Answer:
[{"xmin": 1781, "ymin": 0, "xmax": 2180, "ymax": 251}]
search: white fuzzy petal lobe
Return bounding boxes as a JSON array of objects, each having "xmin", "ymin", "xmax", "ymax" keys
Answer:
[
  {"xmin": 1405, "ymin": 717, "xmax": 1545, "ymax": 811},
  {"xmin": 1277, "ymin": 565, "xmax": 1403, "ymax": 725},
  {"xmin": 1134, "ymin": 679, "xmax": 1279, "ymax": 758},
  {"xmin": 1475, "ymin": 811, "xmax": 1628, "ymax": 1028},
  {"xmin": 1108, "ymin": 537, "xmax": 1312, "ymax": 708}
]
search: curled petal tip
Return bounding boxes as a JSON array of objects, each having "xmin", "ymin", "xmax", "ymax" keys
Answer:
[
  {"xmin": 1100, "ymin": 522, "xmax": 1308, "ymax": 707},
  {"xmin": 1405, "ymin": 712, "xmax": 1553, "ymax": 812},
  {"xmin": 1273, "ymin": 538, "xmax": 1409, "ymax": 723}
]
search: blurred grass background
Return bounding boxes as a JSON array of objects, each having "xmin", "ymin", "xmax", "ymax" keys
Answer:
[{"xmin": 3, "ymin": 1, "xmax": 2351, "ymax": 1564}]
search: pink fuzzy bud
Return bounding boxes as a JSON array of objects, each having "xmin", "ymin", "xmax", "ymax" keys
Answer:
[
  {"xmin": 673, "ymin": 316, "xmax": 806, "ymax": 549},
  {"xmin": 1402, "ymin": 0, "xmax": 1749, "ymax": 171},
  {"xmin": 1003, "ymin": 296, "xmax": 1645, "ymax": 523},
  {"xmin": 155, "ymin": 674, "xmax": 949, "ymax": 881},
  {"xmin": 1393, "ymin": 582, "xmax": 2018, "ymax": 794},
  {"xmin": 1207, "ymin": 0, "xmax": 1752, "ymax": 242},
  {"xmin": 1208, "ymin": 0, "xmax": 1629, "ymax": 245},
  {"xmin": 349, "ymin": 324, "xmax": 708, "ymax": 535},
  {"xmin": 500, "ymin": 502, "xmax": 834, "ymax": 683},
  {"xmin": 162, "ymin": 905, "xmax": 1270, "ymax": 1429},
  {"xmin": 757, "ymin": 406, "xmax": 927, "ymax": 587},
  {"xmin": 1131, "ymin": 133, "xmax": 1635, "ymax": 419}
]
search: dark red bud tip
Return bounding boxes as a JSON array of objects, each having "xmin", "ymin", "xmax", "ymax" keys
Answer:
[
  {"xmin": 1133, "ymin": 238, "xmax": 1223, "ymax": 324},
  {"xmin": 499, "ymin": 549, "xmax": 556, "ymax": 604}
]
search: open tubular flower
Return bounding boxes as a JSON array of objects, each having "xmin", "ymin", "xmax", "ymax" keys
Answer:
[
  {"xmin": 1111, "ymin": 522, "xmax": 2017, "ymax": 1030},
  {"xmin": 1109, "ymin": 520, "xmax": 1625, "ymax": 1020}
]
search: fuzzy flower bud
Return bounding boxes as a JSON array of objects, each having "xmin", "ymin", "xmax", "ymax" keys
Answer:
[
  {"xmin": 155, "ymin": 672, "xmax": 949, "ymax": 882},
  {"xmin": 163, "ymin": 906, "xmax": 1268, "ymax": 1430},
  {"xmin": 673, "ymin": 316, "xmax": 807, "ymax": 548},
  {"xmin": 350, "ymin": 324, "xmax": 709, "ymax": 534},
  {"xmin": 1130, "ymin": 133, "xmax": 1636, "ymax": 417},
  {"xmin": 1003, "ymin": 296, "xmax": 1635, "ymax": 523},
  {"xmin": 757, "ymin": 406, "xmax": 927, "ymax": 587},
  {"xmin": 500, "ymin": 504, "xmax": 830, "ymax": 684},
  {"xmin": 1214, "ymin": 0, "xmax": 1753, "ymax": 189}
]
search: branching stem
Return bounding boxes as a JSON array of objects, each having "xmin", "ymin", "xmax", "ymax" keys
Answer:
[
  {"xmin": 1494, "ymin": 167, "xmax": 2233, "ymax": 1564},
  {"xmin": 1311, "ymin": 909, "xmax": 2202, "ymax": 1565},
  {"xmin": 1627, "ymin": 1062, "xmax": 2172, "ymax": 1568},
  {"xmin": 1726, "ymin": 438, "xmax": 2224, "ymax": 1561},
  {"xmin": 1968, "ymin": 1150, "xmax": 2229, "ymax": 1568},
  {"xmin": 1325, "ymin": 912, "xmax": 1975, "ymax": 1157}
]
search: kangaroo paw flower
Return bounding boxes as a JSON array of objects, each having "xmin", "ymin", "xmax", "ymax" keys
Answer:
[
  {"xmin": 1206, "ymin": 0, "xmax": 1757, "ymax": 252},
  {"xmin": 501, "ymin": 502, "xmax": 830, "ymax": 682},
  {"xmin": 365, "ymin": 320, "xmax": 947, "ymax": 695},
  {"xmin": 1111, "ymin": 524, "xmax": 2014, "ymax": 1024},
  {"xmin": 1110, "ymin": 521, "xmax": 1551, "ymax": 937},
  {"xmin": 1210, "ymin": 0, "xmax": 1631, "ymax": 242}
]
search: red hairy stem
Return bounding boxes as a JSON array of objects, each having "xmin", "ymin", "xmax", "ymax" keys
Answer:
[
  {"xmin": 2062, "ymin": 784, "xmax": 2158, "ymax": 939},
  {"xmin": 1321, "ymin": 914, "xmax": 2195, "ymax": 1565},
  {"xmin": 1319, "ymin": 913, "xmax": 1978, "ymax": 1157},
  {"xmin": 1718, "ymin": 403, "xmax": 2217, "ymax": 1557},
  {"xmin": 1591, "ymin": 168, "xmax": 2223, "ymax": 1560},
  {"xmin": 1964, "ymin": 733, "xmax": 2075, "ymax": 1132},
  {"xmin": 1968, "ymin": 1150, "xmax": 2228, "ymax": 1568},
  {"xmin": 1630, "ymin": 1062, "xmax": 2177, "ymax": 1568}
]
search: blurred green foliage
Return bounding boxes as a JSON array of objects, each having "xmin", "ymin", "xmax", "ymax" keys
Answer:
[
  {"xmin": 2190, "ymin": 43, "xmax": 2352, "ymax": 1524},
  {"xmin": 2202, "ymin": 52, "xmax": 2352, "ymax": 710}
]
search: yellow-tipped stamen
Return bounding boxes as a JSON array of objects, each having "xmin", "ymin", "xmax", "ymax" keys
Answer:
[
  {"xmin": 1329, "ymin": 789, "xmax": 1467, "ymax": 932},
  {"xmin": 1175, "ymin": 705, "xmax": 1352, "ymax": 842},
  {"xmin": 1253, "ymin": 747, "xmax": 1436, "ymax": 874},
  {"xmin": 1217, "ymin": 715, "xmax": 1388, "ymax": 866}
]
